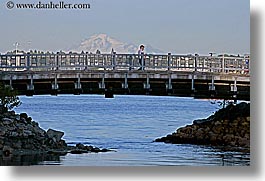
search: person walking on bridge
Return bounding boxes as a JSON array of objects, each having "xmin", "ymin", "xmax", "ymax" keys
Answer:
[{"xmin": 138, "ymin": 45, "xmax": 145, "ymax": 70}]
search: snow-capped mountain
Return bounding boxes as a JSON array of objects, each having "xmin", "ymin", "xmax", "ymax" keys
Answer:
[{"xmin": 69, "ymin": 34, "xmax": 164, "ymax": 54}]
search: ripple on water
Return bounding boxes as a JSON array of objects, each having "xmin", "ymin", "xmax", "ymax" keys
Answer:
[{"xmin": 11, "ymin": 95, "xmax": 250, "ymax": 166}]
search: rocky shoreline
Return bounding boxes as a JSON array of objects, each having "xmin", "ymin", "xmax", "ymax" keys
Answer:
[
  {"xmin": 155, "ymin": 102, "xmax": 250, "ymax": 151},
  {"xmin": 0, "ymin": 111, "xmax": 113, "ymax": 157},
  {"xmin": 1, "ymin": 101, "xmax": 250, "ymax": 161}
]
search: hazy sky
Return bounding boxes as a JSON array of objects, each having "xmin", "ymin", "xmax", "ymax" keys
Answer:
[{"xmin": 0, "ymin": 0, "xmax": 249, "ymax": 55}]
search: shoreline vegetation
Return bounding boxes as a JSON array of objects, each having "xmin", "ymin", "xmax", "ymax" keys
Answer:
[{"xmin": 155, "ymin": 102, "xmax": 250, "ymax": 152}]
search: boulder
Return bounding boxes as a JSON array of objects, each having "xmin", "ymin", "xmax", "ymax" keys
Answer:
[
  {"xmin": 3, "ymin": 146, "xmax": 13, "ymax": 156},
  {"xmin": 2, "ymin": 118, "xmax": 14, "ymax": 125},
  {"xmin": 85, "ymin": 145, "xmax": 94, "ymax": 151},
  {"xmin": 76, "ymin": 143, "xmax": 86, "ymax": 150},
  {"xmin": 47, "ymin": 129, "xmax": 64, "ymax": 142},
  {"xmin": 19, "ymin": 113, "xmax": 28, "ymax": 119}
]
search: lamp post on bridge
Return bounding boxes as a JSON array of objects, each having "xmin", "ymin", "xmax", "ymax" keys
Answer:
[
  {"xmin": 13, "ymin": 42, "xmax": 20, "ymax": 69},
  {"xmin": 13, "ymin": 42, "xmax": 19, "ymax": 54},
  {"xmin": 194, "ymin": 53, "xmax": 199, "ymax": 72},
  {"xmin": 208, "ymin": 52, "xmax": 216, "ymax": 73},
  {"xmin": 27, "ymin": 41, "xmax": 31, "ymax": 53}
]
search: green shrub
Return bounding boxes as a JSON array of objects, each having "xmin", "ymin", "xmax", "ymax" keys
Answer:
[{"xmin": 0, "ymin": 83, "xmax": 21, "ymax": 113}]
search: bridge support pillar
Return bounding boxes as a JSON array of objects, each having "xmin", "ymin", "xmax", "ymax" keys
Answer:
[
  {"xmin": 26, "ymin": 74, "xmax": 34, "ymax": 96},
  {"xmin": 191, "ymin": 74, "xmax": 196, "ymax": 93},
  {"xmin": 74, "ymin": 74, "xmax": 82, "ymax": 95},
  {"xmin": 51, "ymin": 74, "xmax": 59, "ymax": 95},
  {"xmin": 166, "ymin": 74, "xmax": 173, "ymax": 94},
  {"xmin": 230, "ymin": 78, "xmax": 238, "ymax": 92},
  {"xmin": 122, "ymin": 73, "xmax": 128, "ymax": 89},
  {"xmin": 122, "ymin": 73, "xmax": 129, "ymax": 94},
  {"xmin": 209, "ymin": 76, "xmax": 215, "ymax": 90},
  {"xmin": 9, "ymin": 75, "xmax": 13, "ymax": 90},
  {"xmin": 231, "ymin": 77, "xmax": 238, "ymax": 102},
  {"xmin": 99, "ymin": 76, "xmax": 105, "ymax": 89},
  {"xmin": 209, "ymin": 76, "xmax": 216, "ymax": 97},
  {"xmin": 144, "ymin": 74, "xmax": 151, "ymax": 94}
]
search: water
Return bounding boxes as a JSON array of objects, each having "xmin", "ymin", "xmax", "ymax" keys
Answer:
[{"xmin": 12, "ymin": 95, "xmax": 249, "ymax": 166}]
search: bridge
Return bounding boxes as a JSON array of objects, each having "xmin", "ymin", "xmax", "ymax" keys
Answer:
[{"xmin": 0, "ymin": 52, "xmax": 250, "ymax": 100}]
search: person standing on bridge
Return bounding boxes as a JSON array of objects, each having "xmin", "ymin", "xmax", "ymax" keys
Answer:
[{"xmin": 138, "ymin": 45, "xmax": 145, "ymax": 70}]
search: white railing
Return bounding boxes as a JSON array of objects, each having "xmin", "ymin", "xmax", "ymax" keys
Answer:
[{"xmin": 0, "ymin": 52, "xmax": 250, "ymax": 74}]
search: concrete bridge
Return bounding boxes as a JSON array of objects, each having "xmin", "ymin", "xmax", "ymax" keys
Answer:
[{"xmin": 0, "ymin": 52, "xmax": 250, "ymax": 100}]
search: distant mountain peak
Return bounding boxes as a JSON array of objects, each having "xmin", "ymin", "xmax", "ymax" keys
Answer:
[{"xmin": 70, "ymin": 34, "xmax": 164, "ymax": 54}]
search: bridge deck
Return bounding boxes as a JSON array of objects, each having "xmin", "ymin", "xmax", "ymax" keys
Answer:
[{"xmin": 0, "ymin": 53, "xmax": 250, "ymax": 100}]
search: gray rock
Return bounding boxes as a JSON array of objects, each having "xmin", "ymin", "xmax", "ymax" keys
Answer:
[
  {"xmin": 193, "ymin": 118, "xmax": 211, "ymax": 125},
  {"xmin": 10, "ymin": 131, "xmax": 19, "ymax": 137},
  {"xmin": 7, "ymin": 126, "xmax": 16, "ymax": 131},
  {"xmin": 2, "ymin": 118, "xmax": 14, "ymax": 125},
  {"xmin": 19, "ymin": 117, "xmax": 28, "ymax": 124},
  {"xmin": 9, "ymin": 111, "xmax": 16, "ymax": 116},
  {"xmin": 32, "ymin": 121, "xmax": 39, "ymax": 127},
  {"xmin": 23, "ymin": 130, "xmax": 33, "ymax": 137},
  {"xmin": 0, "ymin": 127, "xmax": 7, "ymax": 136},
  {"xmin": 47, "ymin": 129, "xmax": 64, "ymax": 142},
  {"xmin": 14, "ymin": 114, "xmax": 21, "ymax": 120},
  {"xmin": 76, "ymin": 143, "xmax": 86, "ymax": 150},
  {"xmin": 33, "ymin": 127, "xmax": 46, "ymax": 136},
  {"xmin": 20, "ymin": 113, "xmax": 28, "ymax": 119},
  {"xmin": 12, "ymin": 140, "xmax": 22, "ymax": 149},
  {"xmin": 3, "ymin": 146, "xmax": 13, "ymax": 156},
  {"xmin": 85, "ymin": 145, "xmax": 94, "ymax": 151},
  {"xmin": 92, "ymin": 147, "xmax": 100, "ymax": 152}
]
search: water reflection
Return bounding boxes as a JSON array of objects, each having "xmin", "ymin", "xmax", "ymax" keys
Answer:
[
  {"xmin": 0, "ymin": 146, "xmax": 250, "ymax": 166},
  {"xmin": 0, "ymin": 153, "xmax": 61, "ymax": 166}
]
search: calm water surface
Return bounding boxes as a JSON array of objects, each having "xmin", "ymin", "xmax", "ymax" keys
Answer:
[{"xmin": 13, "ymin": 95, "xmax": 249, "ymax": 166}]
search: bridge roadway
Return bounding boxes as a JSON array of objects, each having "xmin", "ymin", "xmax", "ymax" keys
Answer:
[{"xmin": 0, "ymin": 53, "xmax": 250, "ymax": 100}]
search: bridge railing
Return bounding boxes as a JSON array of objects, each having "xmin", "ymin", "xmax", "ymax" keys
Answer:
[{"xmin": 0, "ymin": 53, "xmax": 250, "ymax": 74}]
